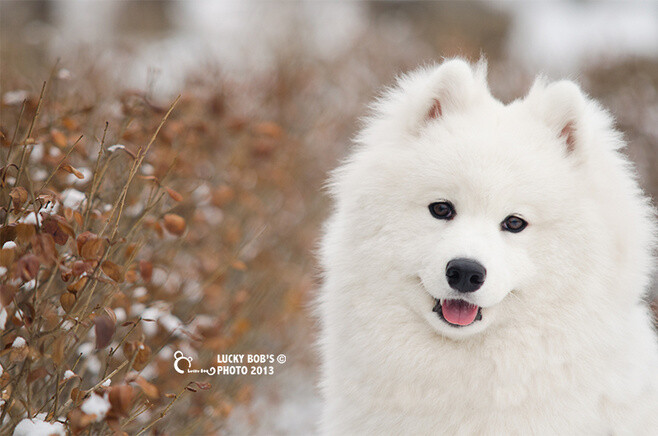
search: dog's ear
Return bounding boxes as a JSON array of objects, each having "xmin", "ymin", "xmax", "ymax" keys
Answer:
[
  {"xmin": 423, "ymin": 59, "xmax": 483, "ymax": 123},
  {"xmin": 527, "ymin": 80, "xmax": 586, "ymax": 154},
  {"xmin": 357, "ymin": 59, "xmax": 488, "ymax": 145}
]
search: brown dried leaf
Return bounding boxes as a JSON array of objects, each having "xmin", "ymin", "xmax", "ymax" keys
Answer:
[
  {"xmin": 50, "ymin": 128, "xmax": 67, "ymax": 148},
  {"xmin": 108, "ymin": 385, "xmax": 134, "ymax": 417},
  {"xmin": 14, "ymin": 223, "xmax": 36, "ymax": 244},
  {"xmin": 76, "ymin": 231, "xmax": 104, "ymax": 260},
  {"xmin": 211, "ymin": 185, "xmax": 235, "ymax": 207},
  {"xmin": 94, "ymin": 313, "xmax": 115, "ymax": 349},
  {"xmin": 18, "ymin": 301, "xmax": 35, "ymax": 326},
  {"xmin": 133, "ymin": 376, "xmax": 159, "ymax": 400},
  {"xmin": 163, "ymin": 213, "xmax": 186, "ymax": 236},
  {"xmin": 165, "ymin": 187, "xmax": 183, "ymax": 202},
  {"xmin": 60, "ymin": 268, "xmax": 72, "ymax": 282},
  {"xmin": 67, "ymin": 407, "xmax": 94, "ymax": 435},
  {"xmin": 103, "ymin": 307, "xmax": 117, "ymax": 324},
  {"xmin": 61, "ymin": 164, "xmax": 84, "ymax": 179},
  {"xmin": 61, "ymin": 116, "xmax": 79, "ymax": 131},
  {"xmin": 42, "ymin": 217, "xmax": 69, "ymax": 245},
  {"xmin": 0, "ymin": 284, "xmax": 17, "ymax": 306},
  {"xmin": 27, "ymin": 366, "xmax": 48, "ymax": 385},
  {"xmin": 52, "ymin": 334, "xmax": 71, "ymax": 365},
  {"xmin": 124, "ymin": 243, "xmax": 139, "ymax": 259},
  {"xmin": 139, "ymin": 260, "xmax": 153, "ymax": 283},
  {"xmin": 55, "ymin": 215, "xmax": 76, "ymax": 237},
  {"xmin": 76, "ymin": 231, "xmax": 97, "ymax": 256},
  {"xmin": 73, "ymin": 210, "xmax": 83, "ymax": 227},
  {"xmin": 71, "ymin": 260, "xmax": 94, "ymax": 277},
  {"xmin": 9, "ymin": 187, "xmax": 28, "ymax": 205},
  {"xmin": 15, "ymin": 254, "xmax": 40, "ymax": 281},
  {"xmin": 124, "ymin": 269, "xmax": 138, "ymax": 283},
  {"xmin": 67, "ymin": 276, "xmax": 87, "ymax": 294},
  {"xmin": 60, "ymin": 292, "xmax": 76, "ymax": 313},
  {"xmin": 122, "ymin": 341, "xmax": 136, "ymax": 358},
  {"xmin": 70, "ymin": 387, "xmax": 83, "ymax": 403},
  {"xmin": 0, "ymin": 248, "xmax": 15, "ymax": 268},
  {"xmin": 132, "ymin": 343, "xmax": 151, "ymax": 371},
  {"xmin": 31, "ymin": 233, "xmax": 57, "ymax": 264},
  {"xmin": 101, "ymin": 260, "xmax": 124, "ymax": 283},
  {"xmin": 190, "ymin": 381, "xmax": 211, "ymax": 390}
]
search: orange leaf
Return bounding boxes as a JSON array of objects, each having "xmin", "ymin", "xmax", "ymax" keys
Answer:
[
  {"xmin": 133, "ymin": 376, "xmax": 159, "ymax": 399},
  {"xmin": 50, "ymin": 128, "xmax": 67, "ymax": 148},
  {"xmin": 163, "ymin": 213, "xmax": 186, "ymax": 236},
  {"xmin": 60, "ymin": 292, "xmax": 76, "ymax": 313},
  {"xmin": 67, "ymin": 276, "xmax": 87, "ymax": 293},
  {"xmin": 61, "ymin": 116, "xmax": 79, "ymax": 131},
  {"xmin": 139, "ymin": 260, "xmax": 153, "ymax": 282},
  {"xmin": 165, "ymin": 187, "xmax": 183, "ymax": 202},
  {"xmin": 254, "ymin": 121, "xmax": 284, "ymax": 139},
  {"xmin": 230, "ymin": 260, "xmax": 247, "ymax": 271},
  {"xmin": 61, "ymin": 164, "xmax": 84, "ymax": 179},
  {"xmin": 101, "ymin": 260, "xmax": 124, "ymax": 283}
]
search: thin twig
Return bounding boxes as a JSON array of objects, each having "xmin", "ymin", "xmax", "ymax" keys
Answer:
[
  {"xmin": 100, "ymin": 95, "xmax": 180, "ymax": 239},
  {"xmin": 39, "ymin": 134, "xmax": 84, "ymax": 191},
  {"xmin": 4, "ymin": 99, "xmax": 27, "ymax": 165},
  {"xmin": 135, "ymin": 386, "xmax": 187, "ymax": 436},
  {"xmin": 83, "ymin": 122, "xmax": 109, "ymax": 228}
]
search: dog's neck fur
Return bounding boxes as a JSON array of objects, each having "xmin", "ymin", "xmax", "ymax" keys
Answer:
[{"xmin": 320, "ymin": 277, "xmax": 658, "ymax": 434}]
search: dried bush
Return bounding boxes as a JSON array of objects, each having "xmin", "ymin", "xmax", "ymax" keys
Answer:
[{"xmin": 0, "ymin": 60, "xmax": 323, "ymax": 434}]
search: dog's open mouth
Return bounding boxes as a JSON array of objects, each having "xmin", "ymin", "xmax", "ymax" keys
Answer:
[{"xmin": 432, "ymin": 299, "xmax": 482, "ymax": 327}]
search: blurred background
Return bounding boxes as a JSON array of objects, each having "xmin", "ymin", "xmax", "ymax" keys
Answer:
[{"xmin": 1, "ymin": 1, "xmax": 657, "ymax": 435}]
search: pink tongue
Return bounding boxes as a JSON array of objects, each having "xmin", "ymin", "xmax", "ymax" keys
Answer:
[{"xmin": 441, "ymin": 299, "xmax": 479, "ymax": 326}]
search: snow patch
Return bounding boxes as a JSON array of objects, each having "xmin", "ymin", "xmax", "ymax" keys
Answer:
[
  {"xmin": 81, "ymin": 392, "xmax": 111, "ymax": 421},
  {"xmin": 3, "ymin": 90, "xmax": 29, "ymax": 106},
  {"xmin": 61, "ymin": 188, "xmax": 86, "ymax": 209},
  {"xmin": 12, "ymin": 337, "xmax": 26, "ymax": 348},
  {"xmin": 13, "ymin": 417, "xmax": 66, "ymax": 436}
]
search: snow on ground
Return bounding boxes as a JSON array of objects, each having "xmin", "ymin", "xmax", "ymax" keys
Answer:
[{"xmin": 13, "ymin": 417, "xmax": 66, "ymax": 436}]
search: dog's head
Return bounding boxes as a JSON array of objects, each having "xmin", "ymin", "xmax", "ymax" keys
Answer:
[{"xmin": 323, "ymin": 59, "xmax": 655, "ymax": 341}]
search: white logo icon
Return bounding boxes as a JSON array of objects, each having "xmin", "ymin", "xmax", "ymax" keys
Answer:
[{"xmin": 173, "ymin": 351, "xmax": 193, "ymax": 374}]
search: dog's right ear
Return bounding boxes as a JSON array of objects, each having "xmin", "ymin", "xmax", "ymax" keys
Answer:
[
  {"xmin": 357, "ymin": 59, "xmax": 487, "ymax": 145},
  {"xmin": 423, "ymin": 59, "xmax": 483, "ymax": 124}
]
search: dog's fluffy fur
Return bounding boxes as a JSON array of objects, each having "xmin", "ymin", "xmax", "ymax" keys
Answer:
[{"xmin": 318, "ymin": 59, "xmax": 658, "ymax": 434}]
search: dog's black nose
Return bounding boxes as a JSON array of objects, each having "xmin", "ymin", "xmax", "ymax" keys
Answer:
[{"xmin": 445, "ymin": 258, "xmax": 486, "ymax": 293}]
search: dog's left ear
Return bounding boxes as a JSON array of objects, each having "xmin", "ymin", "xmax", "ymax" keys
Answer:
[{"xmin": 528, "ymin": 80, "xmax": 586, "ymax": 154}]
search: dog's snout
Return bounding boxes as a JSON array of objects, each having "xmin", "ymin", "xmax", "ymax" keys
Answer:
[{"xmin": 445, "ymin": 258, "xmax": 486, "ymax": 293}]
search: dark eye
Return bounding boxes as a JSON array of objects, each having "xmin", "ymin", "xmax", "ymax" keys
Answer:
[
  {"xmin": 501, "ymin": 215, "xmax": 528, "ymax": 233},
  {"xmin": 429, "ymin": 202, "xmax": 455, "ymax": 220}
]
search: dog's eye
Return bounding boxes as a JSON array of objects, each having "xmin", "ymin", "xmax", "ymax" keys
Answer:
[
  {"xmin": 501, "ymin": 215, "xmax": 528, "ymax": 233},
  {"xmin": 429, "ymin": 202, "xmax": 455, "ymax": 220}
]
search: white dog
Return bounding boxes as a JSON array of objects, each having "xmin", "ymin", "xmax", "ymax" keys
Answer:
[{"xmin": 318, "ymin": 59, "xmax": 658, "ymax": 435}]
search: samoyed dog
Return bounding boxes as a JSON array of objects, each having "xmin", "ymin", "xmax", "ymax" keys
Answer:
[{"xmin": 318, "ymin": 59, "xmax": 658, "ymax": 434}]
